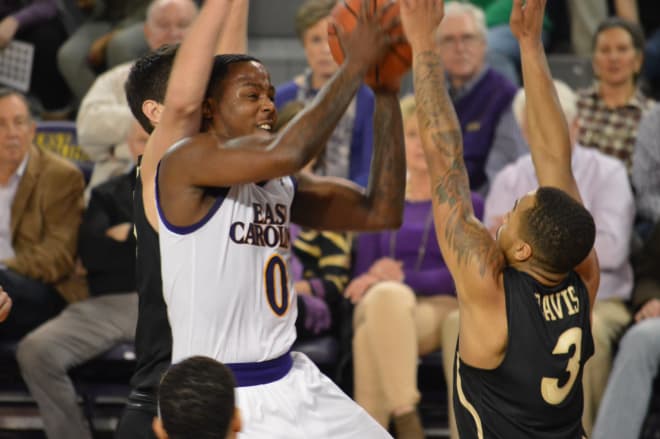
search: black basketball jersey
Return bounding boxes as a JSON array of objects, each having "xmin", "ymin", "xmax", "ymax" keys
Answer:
[
  {"xmin": 129, "ymin": 163, "xmax": 172, "ymax": 395},
  {"xmin": 454, "ymin": 267, "xmax": 594, "ymax": 439}
]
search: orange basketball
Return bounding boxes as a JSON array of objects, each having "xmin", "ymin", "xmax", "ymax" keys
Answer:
[{"xmin": 327, "ymin": 0, "xmax": 412, "ymax": 92}]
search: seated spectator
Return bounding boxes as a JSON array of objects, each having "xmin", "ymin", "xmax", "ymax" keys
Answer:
[
  {"xmin": 275, "ymin": 0, "xmax": 375, "ymax": 188},
  {"xmin": 57, "ymin": 0, "xmax": 152, "ymax": 102},
  {"xmin": 591, "ymin": 103, "xmax": 660, "ymax": 439},
  {"xmin": 76, "ymin": 0, "xmax": 198, "ymax": 197},
  {"xmin": 436, "ymin": 1, "xmax": 526, "ymax": 194},
  {"xmin": 576, "ymin": 17, "xmax": 655, "ymax": 173},
  {"xmin": 0, "ymin": 88, "xmax": 85, "ymax": 342},
  {"xmin": 15, "ymin": 120, "xmax": 147, "ymax": 439},
  {"xmin": 456, "ymin": 0, "xmax": 551, "ymax": 81},
  {"xmin": 154, "ymin": 356, "xmax": 241, "ymax": 439},
  {"xmin": 0, "ymin": 286, "xmax": 11, "ymax": 322},
  {"xmin": 0, "ymin": 0, "xmax": 72, "ymax": 118},
  {"xmin": 483, "ymin": 80, "xmax": 634, "ymax": 436},
  {"xmin": 348, "ymin": 95, "xmax": 484, "ymax": 439}
]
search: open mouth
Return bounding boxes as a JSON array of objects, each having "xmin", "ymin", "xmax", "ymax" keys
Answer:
[{"xmin": 257, "ymin": 123, "xmax": 272, "ymax": 132}]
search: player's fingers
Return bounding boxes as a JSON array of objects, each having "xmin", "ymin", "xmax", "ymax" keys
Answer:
[
  {"xmin": 376, "ymin": 0, "xmax": 397, "ymax": 22},
  {"xmin": 360, "ymin": 0, "xmax": 371, "ymax": 21},
  {"xmin": 0, "ymin": 297, "xmax": 11, "ymax": 323}
]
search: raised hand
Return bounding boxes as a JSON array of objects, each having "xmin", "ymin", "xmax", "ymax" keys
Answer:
[
  {"xmin": 510, "ymin": 0, "xmax": 546, "ymax": 44},
  {"xmin": 334, "ymin": 0, "xmax": 396, "ymax": 72},
  {"xmin": 400, "ymin": 0, "xmax": 445, "ymax": 49}
]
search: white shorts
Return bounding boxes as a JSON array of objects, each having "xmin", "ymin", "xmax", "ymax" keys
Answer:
[{"xmin": 236, "ymin": 352, "xmax": 392, "ymax": 438}]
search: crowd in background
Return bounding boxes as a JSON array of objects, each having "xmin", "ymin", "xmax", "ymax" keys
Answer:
[{"xmin": 0, "ymin": 0, "xmax": 659, "ymax": 438}]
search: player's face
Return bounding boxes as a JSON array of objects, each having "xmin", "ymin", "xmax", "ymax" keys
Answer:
[
  {"xmin": 144, "ymin": 0, "xmax": 197, "ymax": 50},
  {"xmin": 436, "ymin": 14, "xmax": 486, "ymax": 85},
  {"xmin": 303, "ymin": 17, "xmax": 339, "ymax": 86},
  {"xmin": 592, "ymin": 27, "xmax": 642, "ymax": 87},
  {"xmin": 496, "ymin": 192, "xmax": 535, "ymax": 262},
  {"xmin": 0, "ymin": 94, "xmax": 35, "ymax": 171},
  {"xmin": 404, "ymin": 114, "xmax": 427, "ymax": 174},
  {"xmin": 209, "ymin": 61, "xmax": 277, "ymax": 139}
]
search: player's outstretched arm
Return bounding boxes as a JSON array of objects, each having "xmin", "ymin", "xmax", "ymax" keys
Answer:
[
  {"xmin": 512, "ymin": 0, "xmax": 599, "ymax": 301},
  {"xmin": 400, "ymin": 0, "xmax": 505, "ymax": 297},
  {"xmin": 291, "ymin": 91, "xmax": 406, "ymax": 231}
]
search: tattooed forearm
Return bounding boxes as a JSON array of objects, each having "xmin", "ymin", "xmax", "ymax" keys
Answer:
[
  {"xmin": 367, "ymin": 93, "xmax": 406, "ymax": 223},
  {"xmin": 413, "ymin": 48, "xmax": 504, "ymax": 278},
  {"xmin": 413, "ymin": 50, "xmax": 464, "ymax": 163}
]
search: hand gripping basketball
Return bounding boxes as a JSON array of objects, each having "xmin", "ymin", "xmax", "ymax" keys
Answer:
[{"xmin": 328, "ymin": 0, "xmax": 412, "ymax": 93}]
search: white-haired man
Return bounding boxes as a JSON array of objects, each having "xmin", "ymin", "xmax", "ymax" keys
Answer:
[{"xmin": 436, "ymin": 1, "xmax": 526, "ymax": 194}]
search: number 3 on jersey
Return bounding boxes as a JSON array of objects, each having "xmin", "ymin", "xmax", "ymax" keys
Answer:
[
  {"xmin": 541, "ymin": 327, "xmax": 583, "ymax": 405},
  {"xmin": 264, "ymin": 254, "xmax": 290, "ymax": 316}
]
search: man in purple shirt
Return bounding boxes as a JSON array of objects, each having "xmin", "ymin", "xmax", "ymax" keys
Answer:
[
  {"xmin": 0, "ymin": 0, "xmax": 71, "ymax": 117},
  {"xmin": 484, "ymin": 79, "xmax": 634, "ymax": 436}
]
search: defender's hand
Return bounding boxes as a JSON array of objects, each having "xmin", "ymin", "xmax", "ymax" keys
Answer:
[
  {"xmin": 510, "ymin": 0, "xmax": 546, "ymax": 44},
  {"xmin": 400, "ymin": 0, "xmax": 444, "ymax": 49},
  {"xmin": 0, "ymin": 16, "xmax": 19, "ymax": 49}
]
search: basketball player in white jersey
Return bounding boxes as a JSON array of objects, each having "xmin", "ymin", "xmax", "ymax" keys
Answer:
[{"xmin": 153, "ymin": 0, "xmax": 406, "ymax": 437}]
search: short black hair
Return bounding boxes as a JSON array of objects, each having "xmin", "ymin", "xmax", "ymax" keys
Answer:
[
  {"xmin": 125, "ymin": 44, "xmax": 180, "ymax": 134},
  {"xmin": 204, "ymin": 54, "xmax": 263, "ymax": 101},
  {"xmin": 521, "ymin": 187, "xmax": 595, "ymax": 274},
  {"xmin": 158, "ymin": 356, "xmax": 236, "ymax": 439}
]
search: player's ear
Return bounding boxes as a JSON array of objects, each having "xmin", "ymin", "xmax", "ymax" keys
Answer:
[
  {"xmin": 152, "ymin": 416, "xmax": 169, "ymax": 439},
  {"xmin": 142, "ymin": 99, "xmax": 163, "ymax": 126},
  {"xmin": 514, "ymin": 239, "xmax": 532, "ymax": 262}
]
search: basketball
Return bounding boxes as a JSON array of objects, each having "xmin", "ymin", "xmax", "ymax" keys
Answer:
[{"xmin": 327, "ymin": 0, "xmax": 412, "ymax": 92}]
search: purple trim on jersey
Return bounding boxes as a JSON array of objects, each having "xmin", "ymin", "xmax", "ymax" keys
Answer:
[
  {"xmin": 155, "ymin": 163, "xmax": 229, "ymax": 235},
  {"xmin": 227, "ymin": 351, "xmax": 293, "ymax": 387}
]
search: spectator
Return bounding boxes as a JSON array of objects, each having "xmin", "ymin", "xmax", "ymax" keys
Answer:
[
  {"xmin": 436, "ymin": 1, "xmax": 526, "ymax": 194},
  {"xmin": 484, "ymin": 80, "xmax": 634, "ymax": 436},
  {"xmin": 592, "ymin": 105, "xmax": 660, "ymax": 439},
  {"xmin": 154, "ymin": 356, "xmax": 241, "ymax": 439},
  {"xmin": 0, "ymin": 88, "xmax": 85, "ymax": 341},
  {"xmin": 576, "ymin": 17, "xmax": 655, "ymax": 173},
  {"xmin": 57, "ymin": 0, "xmax": 152, "ymax": 102},
  {"xmin": 456, "ymin": 0, "xmax": 551, "ymax": 80},
  {"xmin": 0, "ymin": 0, "xmax": 72, "ymax": 118},
  {"xmin": 0, "ymin": 287, "xmax": 11, "ymax": 322},
  {"xmin": 348, "ymin": 95, "xmax": 484, "ymax": 439},
  {"xmin": 16, "ymin": 120, "xmax": 147, "ymax": 439},
  {"xmin": 275, "ymin": 0, "xmax": 375, "ymax": 188},
  {"xmin": 76, "ymin": 0, "xmax": 198, "ymax": 197}
]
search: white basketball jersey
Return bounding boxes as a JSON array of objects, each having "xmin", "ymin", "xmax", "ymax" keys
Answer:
[{"xmin": 157, "ymin": 177, "xmax": 298, "ymax": 364}]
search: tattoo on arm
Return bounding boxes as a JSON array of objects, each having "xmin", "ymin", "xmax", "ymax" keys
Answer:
[{"xmin": 413, "ymin": 49, "xmax": 504, "ymax": 279}]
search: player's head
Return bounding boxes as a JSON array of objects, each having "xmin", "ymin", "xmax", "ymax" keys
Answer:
[
  {"xmin": 201, "ymin": 54, "xmax": 277, "ymax": 139},
  {"xmin": 125, "ymin": 44, "xmax": 179, "ymax": 134},
  {"xmin": 144, "ymin": 0, "xmax": 198, "ymax": 51},
  {"xmin": 496, "ymin": 187, "xmax": 596, "ymax": 274},
  {"xmin": 295, "ymin": 0, "xmax": 339, "ymax": 84},
  {"xmin": 153, "ymin": 356, "xmax": 241, "ymax": 439}
]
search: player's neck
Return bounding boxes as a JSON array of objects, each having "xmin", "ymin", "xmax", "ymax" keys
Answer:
[{"xmin": 514, "ymin": 261, "xmax": 567, "ymax": 287}]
